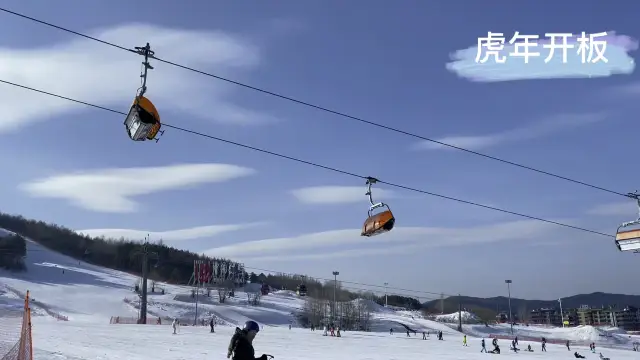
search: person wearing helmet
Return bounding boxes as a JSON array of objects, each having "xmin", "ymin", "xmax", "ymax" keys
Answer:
[{"xmin": 227, "ymin": 320, "xmax": 271, "ymax": 360}]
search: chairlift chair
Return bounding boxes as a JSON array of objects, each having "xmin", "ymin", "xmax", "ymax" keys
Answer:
[
  {"xmin": 361, "ymin": 177, "xmax": 396, "ymax": 237},
  {"xmin": 615, "ymin": 191, "xmax": 640, "ymax": 252}
]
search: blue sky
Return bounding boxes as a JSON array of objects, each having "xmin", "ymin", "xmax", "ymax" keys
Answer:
[{"xmin": 0, "ymin": 0, "xmax": 638, "ymax": 301}]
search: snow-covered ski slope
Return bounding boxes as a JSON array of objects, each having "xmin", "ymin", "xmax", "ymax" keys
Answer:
[
  {"xmin": 0, "ymin": 233, "xmax": 639, "ymax": 359},
  {"xmin": 463, "ymin": 323, "xmax": 639, "ymax": 349},
  {"xmin": 20, "ymin": 318, "xmax": 640, "ymax": 360}
]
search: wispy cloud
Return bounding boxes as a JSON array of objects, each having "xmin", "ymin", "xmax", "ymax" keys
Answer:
[
  {"xmin": 290, "ymin": 186, "xmax": 396, "ymax": 205},
  {"xmin": 203, "ymin": 219, "xmax": 562, "ymax": 260},
  {"xmin": 0, "ymin": 23, "xmax": 276, "ymax": 132},
  {"xmin": 609, "ymin": 81, "xmax": 640, "ymax": 96},
  {"xmin": 446, "ymin": 31, "xmax": 637, "ymax": 82},
  {"xmin": 587, "ymin": 202, "xmax": 638, "ymax": 217},
  {"xmin": 76, "ymin": 223, "xmax": 265, "ymax": 242},
  {"xmin": 20, "ymin": 163, "xmax": 255, "ymax": 213},
  {"xmin": 414, "ymin": 112, "xmax": 606, "ymax": 151}
]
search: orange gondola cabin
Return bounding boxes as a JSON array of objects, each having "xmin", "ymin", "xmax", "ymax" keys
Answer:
[
  {"xmin": 124, "ymin": 95, "xmax": 162, "ymax": 141},
  {"xmin": 361, "ymin": 204, "xmax": 395, "ymax": 237},
  {"xmin": 361, "ymin": 177, "xmax": 396, "ymax": 237}
]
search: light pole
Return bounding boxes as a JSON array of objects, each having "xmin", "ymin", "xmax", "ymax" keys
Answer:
[
  {"xmin": 505, "ymin": 280, "xmax": 513, "ymax": 333},
  {"xmin": 332, "ymin": 271, "xmax": 339, "ymax": 323},
  {"xmin": 136, "ymin": 235, "xmax": 158, "ymax": 325},
  {"xmin": 558, "ymin": 298, "xmax": 565, "ymax": 328},
  {"xmin": 384, "ymin": 282, "xmax": 388, "ymax": 307}
]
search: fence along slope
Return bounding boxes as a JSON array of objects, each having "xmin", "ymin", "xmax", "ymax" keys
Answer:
[{"xmin": 0, "ymin": 290, "xmax": 33, "ymax": 360}]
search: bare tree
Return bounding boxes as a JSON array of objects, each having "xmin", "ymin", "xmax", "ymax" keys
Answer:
[
  {"xmin": 217, "ymin": 279, "xmax": 233, "ymax": 303},
  {"xmin": 338, "ymin": 301, "xmax": 358, "ymax": 330},
  {"xmin": 355, "ymin": 300, "xmax": 372, "ymax": 331},
  {"xmin": 247, "ymin": 291, "xmax": 261, "ymax": 306},
  {"xmin": 301, "ymin": 297, "xmax": 330, "ymax": 328}
]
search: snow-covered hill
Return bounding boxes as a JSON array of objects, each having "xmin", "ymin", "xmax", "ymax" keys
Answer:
[
  {"xmin": 432, "ymin": 311, "xmax": 480, "ymax": 323},
  {"xmin": 0, "ymin": 234, "xmax": 462, "ymax": 335}
]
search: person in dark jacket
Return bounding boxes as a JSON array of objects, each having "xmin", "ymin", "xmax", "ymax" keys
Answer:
[{"xmin": 227, "ymin": 321, "xmax": 271, "ymax": 360}]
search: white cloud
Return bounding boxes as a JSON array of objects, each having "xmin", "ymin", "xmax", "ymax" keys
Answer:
[
  {"xmin": 0, "ymin": 23, "xmax": 275, "ymax": 132},
  {"xmin": 291, "ymin": 186, "xmax": 396, "ymax": 205},
  {"xmin": 414, "ymin": 112, "xmax": 607, "ymax": 151},
  {"xmin": 587, "ymin": 202, "xmax": 638, "ymax": 217},
  {"xmin": 76, "ymin": 223, "xmax": 265, "ymax": 242},
  {"xmin": 20, "ymin": 163, "xmax": 255, "ymax": 213},
  {"xmin": 203, "ymin": 219, "xmax": 562, "ymax": 259}
]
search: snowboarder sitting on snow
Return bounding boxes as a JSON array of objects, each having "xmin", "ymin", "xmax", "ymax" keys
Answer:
[
  {"xmin": 599, "ymin": 353, "xmax": 610, "ymax": 360},
  {"xmin": 227, "ymin": 321, "xmax": 271, "ymax": 360},
  {"xmin": 489, "ymin": 344, "xmax": 500, "ymax": 354},
  {"xmin": 526, "ymin": 344, "xmax": 533, "ymax": 352},
  {"xmin": 575, "ymin": 352, "xmax": 586, "ymax": 358}
]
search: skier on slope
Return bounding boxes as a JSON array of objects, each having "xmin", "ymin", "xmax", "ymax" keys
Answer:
[
  {"xmin": 481, "ymin": 338, "xmax": 487, "ymax": 353},
  {"xmin": 172, "ymin": 318, "xmax": 179, "ymax": 334},
  {"xmin": 227, "ymin": 320, "xmax": 272, "ymax": 360},
  {"xmin": 510, "ymin": 340, "xmax": 519, "ymax": 352}
]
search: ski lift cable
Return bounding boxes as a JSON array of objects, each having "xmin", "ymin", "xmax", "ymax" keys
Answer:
[
  {"xmin": 0, "ymin": 78, "xmax": 614, "ymax": 240},
  {"xmin": 0, "ymin": 7, "xmax": 630, "ymax": 199}
]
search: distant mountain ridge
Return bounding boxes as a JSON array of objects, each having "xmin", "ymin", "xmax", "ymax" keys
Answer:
[{"xmin": 422, "ymin": 292, "xmax": 640, "ymax": 321}]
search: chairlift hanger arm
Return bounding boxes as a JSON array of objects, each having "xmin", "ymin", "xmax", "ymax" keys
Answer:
[
  {"xmin": 625, "ymin": 190, "xmax": 640, "ymax": 221},
  {"xmin": 620, "ymin": 219, "xmax": 640, "ymax": 228},
  {"xmin": 133, "ymin": 43, "xmax": 154, "ymax": 97},
  {"xmin": 365, "ymin": 176, "xmax": 380, "ymax": 207}
]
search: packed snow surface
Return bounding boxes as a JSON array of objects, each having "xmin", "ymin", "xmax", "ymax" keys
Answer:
[{"xmin": 1, "ymin": 234, "xmax": 639, "ymax": 359}]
